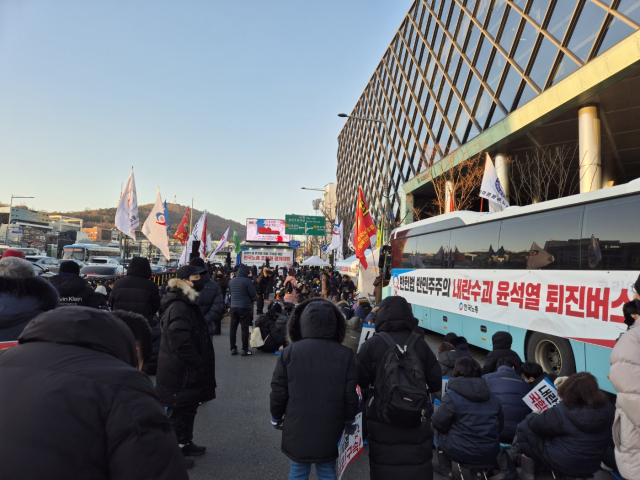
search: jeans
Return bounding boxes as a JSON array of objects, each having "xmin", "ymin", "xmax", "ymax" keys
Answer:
[
  {"xmin": 167, "ymin": 403, "xmax": 199, "ymax": 444},
  {"xmin": 289, "ymin": 461, "xmax": 336, "ymax": 480},
  {"xmin": 230, "ymin": 307, "xmax": 253, "ymax": 351}
]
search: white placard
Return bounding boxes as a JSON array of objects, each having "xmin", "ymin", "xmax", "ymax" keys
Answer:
[
  {"xmin": 523, "ymin": 377, "xmax": 561, "ymax": 411},
  {"xmin": 357, "ymin": 324, "xmax": 376, "ymax": 353},
  {"xmin": 337, "ymin": 412, "xmax": 364, "ymax": 480},
  {"xmin": 441, "ymin": 376, "xmax": 451, "ymax": 394}
]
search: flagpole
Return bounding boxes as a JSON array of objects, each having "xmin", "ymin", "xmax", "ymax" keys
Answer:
[{"xmin": 189, "ymin": 198, "xmax": 193, "ymax": 233}]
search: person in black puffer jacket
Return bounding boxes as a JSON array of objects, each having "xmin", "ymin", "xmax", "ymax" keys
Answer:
[
  {"xmin": 142, "ymin": 316, "xmax": 162, "ymax": 375},
  {"xmin": 356, "ymin": 296, "xmax": 442, "ymax": 480},
  {"xmin": 0, "ymin": 307, "xmax": 188, "ymax": 480},
  {"xmin": 448, "ymin": 335, "xmax": 473, "ymax": 359},
  {"xmin": 270, "ymin": 299, "xmax": 358, "ymax": 480},
  {"xmin": 50, "ymin": 260, "xmax": 105, "ymax": 308},
  {"xmin": 255, "ymin": 303, "xmax": 287, "ymax": 353},
  {"xmin": 437, "ymin": 342, "xmax": 459, "ymax": 377},
  {"xmin": 156, "ymin": 265, "xmax": 216, "ymax": 456},
  {"xmin": 189, "ymin": 258, "xmax": 223, "ymax": 335},
  {"xmin": 110, "ymin": 257, "xmax": 160, "ymax": 321},
  {"xmin": 431, "ymin": 357, "xmax": 503, "ymax": 476},
  {"xmin": 515, "ymin": 372, "xmax": 615, "ymax": 478},
  {"xmin": 482, "ymin": 331, "xmax": 522, "ymax": 375}
]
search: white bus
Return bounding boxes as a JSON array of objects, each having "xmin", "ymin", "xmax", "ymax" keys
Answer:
[
  {"xmin": 62, "ymin": 244, "xmax": 121, "ymax": 263},
  {"xmin": 384, "ymin": 178, "xmax": 640, "ymax": 393}
]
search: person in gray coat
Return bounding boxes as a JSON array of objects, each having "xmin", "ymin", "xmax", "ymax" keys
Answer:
[{"xmin": 228, "ymin": 264, "xmax": 257, "ymax": 356}]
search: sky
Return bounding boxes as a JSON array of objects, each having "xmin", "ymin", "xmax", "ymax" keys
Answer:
[{"xmin": 0, "ymin": 0, "xmax": 411, "ymax": 222}]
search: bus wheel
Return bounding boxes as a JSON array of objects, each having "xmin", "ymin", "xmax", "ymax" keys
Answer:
[{"xmin": 526, "ymin": 332, "xmax": 576, "ymax": 377}]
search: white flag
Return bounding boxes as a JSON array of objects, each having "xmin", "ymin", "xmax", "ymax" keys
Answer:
[
  {"xmin": 479, "ymin": 153, "xmax": 509, "ymax": 212},
  {"xmin": 209, "ymin": 227, "xmax": 229, "ymax": 260},
  {"xmin": 115, "ymin": 169, "xmax": 139, "ymax": 240},
  {"xmin": 328, "ymin": 219, "xmax": 342, "ymax": 251},
  {"xmin": 178, "ymin": 212, "xmax": 208, "ymax": 265},
  {"xmin": 142, "ymin": 189, "xmax": 171, "ymax": 261}
]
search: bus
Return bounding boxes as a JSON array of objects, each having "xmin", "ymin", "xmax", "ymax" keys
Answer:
[
  {"xmin": 62, "ymin": 244, "xmax": 121, "ymax": 263},
  {"xmin": 383, "ymin": 178, "xmax": 640, "ymax": 393}
]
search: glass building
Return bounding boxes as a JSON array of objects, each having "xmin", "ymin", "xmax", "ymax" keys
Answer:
[{"xmin": 336, "ymin": 0, "xmax": 640, "ymax": 235}]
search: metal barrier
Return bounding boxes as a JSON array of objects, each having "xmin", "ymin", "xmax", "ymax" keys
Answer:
[{"xmin": 152, "ymin": 273, "xmax": 176, "ymax": 286}]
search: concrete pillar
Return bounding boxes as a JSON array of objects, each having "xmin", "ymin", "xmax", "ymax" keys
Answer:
[
  {"xmin": 445, "ymin": 181, "xmax": 455, "ymax": 213},
  {"xmin": 494, "ymin": 152, "xmax": 510, "ymax": 202},
  {"xmin": 578, "ymin": 105, "xmax": 601, "ymax": 193}
]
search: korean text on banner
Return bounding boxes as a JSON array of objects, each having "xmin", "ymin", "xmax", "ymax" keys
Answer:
[
  {"xmin": 523, "ymin": 378, "xmax": 561, "ymax": 412},
  {"xmin": 337, "ymin": 412, "xmax": 364, "ymax": 480},
  {"xmin": 357, "ymin": 324, "xmax": 376, "ymax": 353}
]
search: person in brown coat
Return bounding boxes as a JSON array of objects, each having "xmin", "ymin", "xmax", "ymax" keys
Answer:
[{"xmin": 321, "ymin": 269, "xmax": 330, "ymax": 299}]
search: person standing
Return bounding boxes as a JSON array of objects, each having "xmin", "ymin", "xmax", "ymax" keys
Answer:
[
  {"xmin": 156, "ymin": 265, "xmax": 216, "ymax": 459},
  {"xmin": 50, "ymin": 260, "xmax": 105, "ymax": 308},
  {"xmin": 283, "ymin": 269, "xmax": 298, "ymax": 305},
  {"xmin": 321, "ymin": 269, "xmax": 330, "ymax": 299},
  {"xmin": 255, "ymin": 267, "xmax": 272, "ymax": 315},
  {"xmin": 228, "ymin": 264, "xmax": 257, "ymax": 356},
  {"xmin": 189, "ymin": 258, "xmax": 224, "ymax": 335},
  {"xmin": 110, "ymin": 257, "xmax": 160, "ymax": 321}
]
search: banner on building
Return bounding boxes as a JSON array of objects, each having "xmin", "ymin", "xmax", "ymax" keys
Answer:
[{"xmin": 241, "ymin": 249, "xmax": 294, "ymax": 268}]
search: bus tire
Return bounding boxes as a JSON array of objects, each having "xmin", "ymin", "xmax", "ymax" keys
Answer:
[{"xmin": 526, "ymin": 332, "xmax": 576, "ymax": 377}]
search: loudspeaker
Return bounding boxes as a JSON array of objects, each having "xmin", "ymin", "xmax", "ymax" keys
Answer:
[{"xmin": 190, "ymin": 241, "xmax": 201, "ymax": 260}]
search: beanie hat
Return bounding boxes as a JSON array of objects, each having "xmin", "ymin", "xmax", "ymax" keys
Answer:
[
  {"xmin": 189, "ymin": 257, "xmax": 206, "ymax": 268},
  {"xmin": 1, "ymin": 249, "xmax": 25, "ymax": 259},
  {"xmin": 59, "ymin": 260, "xmax": 80, "ymax": 275}
]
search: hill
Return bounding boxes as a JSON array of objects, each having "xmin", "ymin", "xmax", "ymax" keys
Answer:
[{"xmin": 54, "ymin": 204, "xmax": 246, "ymax": 240}]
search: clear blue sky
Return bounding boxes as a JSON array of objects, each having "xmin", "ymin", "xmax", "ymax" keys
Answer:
[{"xmin": 0, "ymin": 0, "xmax": 411, "ymax": 222}]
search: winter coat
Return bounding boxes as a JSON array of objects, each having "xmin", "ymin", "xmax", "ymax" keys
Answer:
[
  {"xmin": 343, "ymin": 316, "xmax": 363, "ymax": 356},
  {"xmin": 336, "ymin": 300, "xmax": 353, "ymax": 320},
  {"xmin": 356, "ymin": 296, "xmax": 442, "ymax": 480},
  {"xmin": 516, "ymin": 402, "xmax": 615, "ymax": 477},
  {"xmin": 330, "ymin": 276, "xmax": 340, "ymax": 296},
  {"xmin": 214, "ymin": 272, "xmax": 228, "ymax": 295},
  {"xmin": 50, "ymin": 273, "xmax": 104, "ymax": 308},
  {"xmin": 438, "ymin": 349, "xmax": 459, "ymax": 377},
  {"xmin": 228, "ymin": 265, "xmax": 257, "ymax": 309},
  {"xmin": 484, "ymin": 365, "xmax": 531, "ymax": 443},
  {"xmin": 196, "ymin": 273, "xmax": 223, "ymax": 334},
  {"xmin": 482, "ymin": 331, "xmax": 522, "ymax": 374},
  {"xmin": 283, "ymin": 275, "xmax": 298, "ymax": 304},
  {"xmin": 142, "ymin": 317, "xmax": 162, "ymax": 376},
  {"xmin": 340, "ymin": 279, "xmax": 356, "ymax": 297},
  {"xmin": 256, "ymin": 268, "xmax": 271, "ymax": 295},
  {"xmin": 529, "ymin": 372, "xmax": 558, "ymax": 390},
  {"xmin": 255, "ymin": 310, "xmax": 287, "ymax": 353},
  {"xmin": 353, "ymin": 298, "xmax": 372, "ymax": 320},
  {"xmin": 365, "ymin": 308, "xmax": 378, "ymax": 324},
  {"xmin": 0, "ymin": 307, "xmax": 187, "ymax": 480},
  {"xmin": 109, "ymin": 258, "xmax": 160, "ymax": 321},
  {"xmin": 156, "ymin": 279, "xmax": 216, "ymax": 407},
  {"xmin": 373, "ymin": 275, "xmax": 383, "ymax": 304},
  {"xmin": 448, "ymin": 336, "xmax": 473, "ymax": 359},
  {"xmin": 270, "ymin": 300, "xmax": 358, "ymax": 464},
  {"xmin": 0, "ymin": 275, "xmax": 59, "ymax": 343},
  {"xmin": 610, "ymin": 325, "xmax": 640, "ymax": 480},
  {"xmin": 431, "ymin": 377, "xmax": 504, "ymax": 465}
]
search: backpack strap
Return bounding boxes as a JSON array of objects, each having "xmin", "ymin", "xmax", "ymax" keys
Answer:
[
  {"xmin": 377, "ymin": 332, "xmax": 395, "ymax": 349},
  {"xmin": 404, "ymin": 332, "xmax": 420, "ymax": 352}
]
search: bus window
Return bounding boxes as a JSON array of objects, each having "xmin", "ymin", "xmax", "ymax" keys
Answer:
[
  {"xmin": 391, "ymin": 236, "xmax": 417, "ymax": 269},
  {"xmin": 498, "ymin": 207, "xmax": 583, "ymax": 270},
  {"xmin": 581, "ymin": 195, "xmax": 640, "ymax": 270},
  {"xmin": 449, "ymin": 223, "xmax": 500, "ymax": 269},
  {"xmin": 414, "ymin": 231, "xmax": 451, "ymax": 268}
]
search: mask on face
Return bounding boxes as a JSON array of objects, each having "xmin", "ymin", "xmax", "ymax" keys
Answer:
[{"xmin": 192, "ymin": 278, "xmax": 206, "ymax": 292}]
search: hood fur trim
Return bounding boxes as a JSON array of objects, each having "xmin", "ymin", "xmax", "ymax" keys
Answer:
[
  {"xmin": 166, "ymin": 278, "xmax": 198, "ymax": 302},
  {"xmin": 0, "ymin": 276, "xmax": 59, "ymax": 311}
]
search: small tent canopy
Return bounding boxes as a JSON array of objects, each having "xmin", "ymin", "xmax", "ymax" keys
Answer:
[{"xmin": 301, "ymin": 255, "xmax": 331, "ymax": 267}]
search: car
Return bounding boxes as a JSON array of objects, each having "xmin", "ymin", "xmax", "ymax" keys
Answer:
[
  {"xmin": 25, "ymin": 256, "xmax": 61, "ymax": 274},
  {"xmin": 32, "ymin": 263, "xmax": 55, "ymax": 278},
  {"xmin": 86, "ymin": 257, "xmax": 124, "ymax": 274},
  {"xmin": 80, "ymin": 265, "xmax": 121, "ymax": 280},
  {"xmin": 151, "ymin": 265, "xmax": 169, "ymax": 275}
]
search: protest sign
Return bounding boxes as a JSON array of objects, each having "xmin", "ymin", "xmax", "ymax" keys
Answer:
[
  {"xmin": 337, "ymin": 412, "xmax": 364, "ymax": 480},
  {"xmin": 441, "ymin": 376, "xmax": 451, "ymax": 394},
  {"xmin": 357, "ymin": 324, "xmax": 376, "ymax": 353},
  {"xmin": 523, "ymin": 377, "xmax": 561, "ymax": 412}
]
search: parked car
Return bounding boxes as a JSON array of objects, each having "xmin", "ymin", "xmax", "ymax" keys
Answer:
[
  {"xmin": 25, "ymin": 256, "xmax": 60, "ymax": 274},
  {"xmin": 86, "ymin": 257, "xmax": 124, "ymax": 274},
  {"xmin": 80, "ymin": 265, "xmax": 121, "ymax": 280}
]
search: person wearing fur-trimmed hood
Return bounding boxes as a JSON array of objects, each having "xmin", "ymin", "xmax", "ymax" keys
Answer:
[{"xmin": 156, "ymin": 265, "xmax": 216, "ymax": 458}]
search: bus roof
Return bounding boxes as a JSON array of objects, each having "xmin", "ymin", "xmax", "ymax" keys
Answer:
[{"xmin": 391, "ymin": 177, "xmax": 640, "ymax": 239}]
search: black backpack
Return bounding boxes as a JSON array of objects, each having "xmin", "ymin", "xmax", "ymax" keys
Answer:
[{"xmin": 373, "ymin": 332, "xmax": 432, "ymax": 427}]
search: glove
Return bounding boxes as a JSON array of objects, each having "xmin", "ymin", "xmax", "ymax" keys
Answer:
[
  {"xmin": 271, "ymin": 417, "xmax": 284, "ymax": 430},
  {"xmin": 344, "ymin": 420, "xmax": 357, "ymax": 436}
]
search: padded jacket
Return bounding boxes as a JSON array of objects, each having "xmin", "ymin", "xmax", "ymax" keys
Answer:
[
  {"xmin": 109, "ymin": 258, "xmax": 160, "ymax": 321},
  {"xmin": 484, "ymin": 365, "xmax": 531, "ymax": 443},
  {"xmin": 228, "ymin": 265, "xmax": 256, "ymax": 309},
  {"xmin": 482, "ymin": 331, "xmax": 522, "ymax": 375}
]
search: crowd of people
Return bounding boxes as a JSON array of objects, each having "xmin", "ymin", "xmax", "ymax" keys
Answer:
[{"xmin": 0, "ymin": 246, "xmax": 639, "ymax": 480}]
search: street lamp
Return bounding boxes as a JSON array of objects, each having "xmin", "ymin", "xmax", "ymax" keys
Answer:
[
  {"xmin": 300, "ymin": 187, "xmax": 325, "ymax": 191},
  {"xmin": 4, "ymin": 194, "xmax": 35, "ymax": 245}
]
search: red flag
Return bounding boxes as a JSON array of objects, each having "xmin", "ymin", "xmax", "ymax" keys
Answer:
[
  {"xmin": 354, "ymin": 186, "xmax": 377, "ymax": 269},
  {"xmin": 173, "ymin": 207, "xmax": 190, "ymax": 245}
]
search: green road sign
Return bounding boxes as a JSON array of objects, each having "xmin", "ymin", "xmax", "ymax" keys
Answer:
[
  {"xmin": 285, "ymin": 215, "xmax": 306, "ymax": 235},
  {"xmin": 305, "ymin": 215, "xmax": 325, "ymax": 236}
]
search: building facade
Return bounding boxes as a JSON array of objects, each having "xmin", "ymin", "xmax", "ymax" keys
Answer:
[{"xmin": 336, "ymin": 0, "xmax": 640, "ymax": 236}]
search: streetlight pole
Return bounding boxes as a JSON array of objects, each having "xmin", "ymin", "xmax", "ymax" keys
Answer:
[
  {"xmin": 4, "ymin": 194, "xmax": 34, "ymax": 245},
  {"xmin": 300, "ymin": 187, "xmax": 326, "ymax": 259}
]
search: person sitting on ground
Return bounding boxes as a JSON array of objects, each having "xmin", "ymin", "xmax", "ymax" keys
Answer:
[
  {"xmin": 437, "ymin": 342, "xmax": 459, "ymax": 377},
  {"xmin": 270, "ymin": 299, "xmax": 358, "ymax": 480},
  {"xmin": 483, "ymin": 357, "xmax": 531, "ymax": 444},
  {"xmin": 520, "ymin": 361, "xmax": 558, "ymax": 389},
  {"xmin": 482, "ymin": 331, "xmax": 522, "ymax": 374},
  {"xmin": 431, "ymin": 357, "xmax": 503, "ymax": 477},
  {"xmin": 448, "ymin": 334, "xmax": 473, "ymax": 359},
  {"xmin": 515, "ymin": 372, "xmax": 615, "ymax": 480},
  {"xmin": 0, "ymin": 307, "xmax": 188, "ymax": 479},
  {"xmin": 0, "ymin": 257, "xmax": 59, "ymax": 344},
  {"xmin": 356, "ymin": 296, "xmax": 442, "ymax": 480},
  {"xmin": 336, "ymin": 299, "xmax": 353, "ymax": 320},
  {"xmin": 50, "ymin": 260, "xmax": 105, "ymax": 308},
  {"xmin": 255, "ymin": 303, "xmax": 287, "ymax": 353},
  {"xmin": 353, "ymin": 297, "xmax": 372, "ymax": 320},
  {"xmin": 365, "ymin": 306, "xmax": 379, "ymax": 324}
]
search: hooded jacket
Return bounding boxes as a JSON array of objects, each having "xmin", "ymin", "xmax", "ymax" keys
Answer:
[
  {"xmin": 156, "ymin": 278, "xmax": 216, "ymax": 407},
  {"xmin": 49, "ymin": 273, "xmax": 104, "ymax": 308},
  {"xmin": 0, "ymin": 307, "xmax": 188, "ymax": 480},
  {"xmin": 356, "ymin": 296, "xmax": 442, "ymax": 480},
  {"xmin": 482, "ymin": 331, "xmax": 522, "ymax": 375},
  {"xmin": 448, "ymin": 336, "xmax": 473, "ymax": 359},
  {"xmin": 431, "ymin": 377, "xmax": 504, "ymax": 465},
  {"xmin": 270, "ymin": 299, "xmax": 358, "ymax": 464},
  {"xmin": 0, "ymin": 275, "xmax": 59, "ymax": 343},
  {"xmin": 438, "ymin": 349, "xmax": 459, "ymax": 377},
  {"xmin": 484, "ymin": 365, "xmax": 531, "ymax": 443},
  {"xmin": 195, "ymin": 273, "xmax": 223, "ymax": 334},
  {"xmin": 255, "ymin": 309, "xmax": 287, "ymax": 353},
  {"xmin": 109, "ymin": 258, "xmax": 160, "ymax": 321},
  {"xmin": 228, "ymin": 265, "xmax": 256, "ymax": 309},
  {"xmin": 353, "ymin": 297, "xmax": 372, "ymax": 320},
  {"xmin": 610, "ymin": 325, "xmax": 640, "ymax": 479},
  {"xmin": 516, "ymin": 401, "xmax": 615, "ymax": 477}
]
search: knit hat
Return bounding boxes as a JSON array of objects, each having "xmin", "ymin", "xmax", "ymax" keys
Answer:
[
  {"xmin": 1, "ymin": 249, "xmax": 25, "ymax": 259},
  {"xmin": 59, "ymin": 260, "xmax": 80, "ymax": 275},
  {"xmin": 189, "ymin": 257, "xmax": 206, "ymax": 268}
]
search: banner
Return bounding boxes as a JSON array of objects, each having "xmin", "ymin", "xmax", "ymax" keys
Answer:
[
  {"xmin": 392, "ymin": 269, "xmax": 636, "ymax": 347},
  {"xmin": 241, "ymin": 249, "xmax": 294, "ymax": 268},
  {"xmin": 337, "ymin": 412, "xmax": 364, "ymax": 480},
  {"xmin": 523, "ymin": 378, "xmax": 561, "ymax": 411},
  {"xmin": 357, "ymin": 324, "xmax": 376, "ymax": 353}
]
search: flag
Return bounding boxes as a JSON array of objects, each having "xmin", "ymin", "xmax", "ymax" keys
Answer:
[
  {"xmin": 163, "ymin": 201, "xmax": 170, "ymax": 232},
  {"xmin": 527, "ymin": 241, "xmax": 554, "ymax": 269},
  {"xmin": 142, "ymin": 189, "xmax": 171, "ymax": 260},
  {"xmin": 173, "ymin": 207, "xmax": 190, "ymax": 245},
  {"xmin": 115, "ymin": 169, "xmax": 139, "ymax": 240},
  {"xmin": 348, "ymin": 228, "xmax": 355, "ymax": 252},
  {"xmin": 376, "ymin": 217, "xmax": 384, "ymax": 249},
  {"xmin": 480, "ymin": 153, "xmax": 509, "ymax": 212},
  {"xmin": 327, "ymin": 218, "xmax": 342, "ymax": 251},
  {"xmin": 209, "ymin": 227, "xmax": 230, "ymax": 259},
  {"xmin": 178, "ymin": 212, "xmax": 207, "ymax": 265},
  {"xmin": 206, "ymin": 234, "xmax": 212, "ymax": 253},
  {"xmin": 199, "ymin": 211, "xmax": 208, "ymax": 259},
  {"xmin": 354, "ymin": 186, "xmax": 377, "ymax": 269},
  {"xmin": 233, "ymin": 228, "xmax": 241, "ymax": 255}
]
